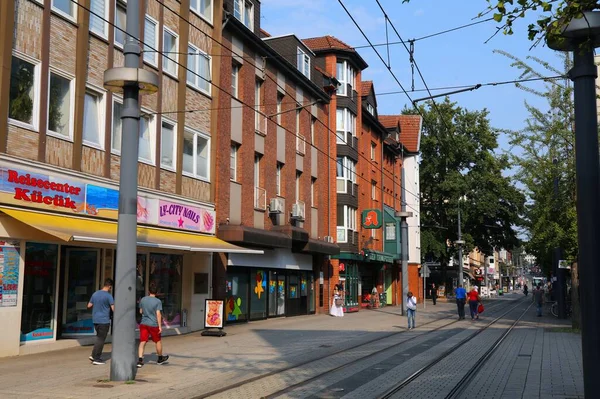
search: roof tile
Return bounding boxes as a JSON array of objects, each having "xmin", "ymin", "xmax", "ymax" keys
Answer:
[
  {"xmin": 302, "ymin": 35, "xmax": 355, "ymax": 51},
  {"xmin": 360, "ymin": 81, "xmax": 373, "ymax": 97},
  {"xmin": 379, "ymin": 115, "xmax": 422, "ymax": 152}
]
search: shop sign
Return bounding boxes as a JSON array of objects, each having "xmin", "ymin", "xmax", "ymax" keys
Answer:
[
  {"xmin": 204, "ymin": 299, "xmax": 224, "ymax": 329},
  {"xmin": 339, "ymin": 262, "xmax": 345, "ymax": 272},
  {"xmin": 1, "ymin": 168, "xmax": 85, "ymax": 211},
  {"xmin": 0, "ymin": 240, "xmax": 20, "ymax": 307},
  {"xmin": 158, "ymin": 200, "xmax": 215, "ymax": 234},
  {"xmin": 362, "ymin": 209, "xmax": 382, "ymax": 229}
]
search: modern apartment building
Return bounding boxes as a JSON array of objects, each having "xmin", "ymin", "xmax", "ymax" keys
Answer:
[
  {"xmin": 0, "ymin": 0, "xmax": 263, "ymax": 357},
  {"xmin": 212, "ymin": 1, "xmax": 340, "ymax": 322}
]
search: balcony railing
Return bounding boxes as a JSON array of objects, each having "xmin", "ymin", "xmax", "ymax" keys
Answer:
[
  {"xmin": 296, "ymin": 134, "xmax": 306, "ymax": 155},
  {"xmin": 254, "ymin": 186, "xmax": 266, "ymax": 210}
]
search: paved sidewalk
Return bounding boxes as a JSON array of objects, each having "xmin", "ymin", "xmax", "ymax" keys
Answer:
[{"xmin": 0, "ymin": 294, "xmax": 583, "ymax": 399}]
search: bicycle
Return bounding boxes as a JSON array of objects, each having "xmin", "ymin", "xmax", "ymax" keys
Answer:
[{"xmin": 550, "ymin": 301, "xmax": 572, "ymax": 318}]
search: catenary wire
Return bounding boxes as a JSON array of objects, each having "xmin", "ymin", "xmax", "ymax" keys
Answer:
[{"xmin": 69, "ymin": 0, "xmax": 423, "ymax": 215}]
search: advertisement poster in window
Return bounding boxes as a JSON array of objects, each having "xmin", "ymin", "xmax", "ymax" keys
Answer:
[
  {"xmin": 149, "ymin": 253, "xmax": 182, "ymax": 328},
  {"xmin": 204, "ymin": 299, "xmax": 224, "ymax": 329},
  {"xmin": 0, "ymin": 240, "xmax": 20, "ymax": 307}
]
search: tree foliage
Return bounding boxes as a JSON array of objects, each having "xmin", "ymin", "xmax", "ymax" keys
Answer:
[
  {"xmin": 497, "ymin": 50, "xmax": 578, "ymax": 273},
  {"xmin": 404, "ymin": 100, "xmax": 525, "ymax": 270}
]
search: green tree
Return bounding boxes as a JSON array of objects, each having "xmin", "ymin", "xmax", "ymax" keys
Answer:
[
  {"xmin": 406, "ymin": 100, "xmax": 525, "ymax": 288},
  {"xmin": 497, "ymin": 50, "xmax": 578, "ymax": 273}
]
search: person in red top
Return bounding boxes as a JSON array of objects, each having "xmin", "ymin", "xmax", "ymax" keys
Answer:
[{"xmin": 467, "ymin": 287, "xmax": 481, "ymax": 320}]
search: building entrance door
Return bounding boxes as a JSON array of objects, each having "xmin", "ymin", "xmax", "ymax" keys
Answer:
[{"xmin": 62, "ymin": 248, "xmax": 100, "ymax": 337}]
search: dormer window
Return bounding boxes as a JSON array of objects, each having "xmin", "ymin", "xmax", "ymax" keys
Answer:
[
  {"xmin": 297, "ymin": 48, "xmax": 310, "ymax": 78},
  {"xmin": 367, "ymin": 103, "xmax": 375, "ymax": 115},
  {"xmin": 233, "ymin": 0, "xmax": 253, "ymax": 30}
]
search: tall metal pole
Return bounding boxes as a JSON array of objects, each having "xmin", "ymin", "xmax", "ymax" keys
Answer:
[
  {"xmin": 111, "ymin": 0, "xmax": 141, "ymax": 381},
  {"xmin": 457, "ymin": 203, "xmax": 463, "ymax": 289},
  {"xmin": 397, "ymin": 168, "xmax": 412, "ymax": 316},
  {"xmin": 553, "ymin": 158, "xmax": 566, "ymax": 318}
]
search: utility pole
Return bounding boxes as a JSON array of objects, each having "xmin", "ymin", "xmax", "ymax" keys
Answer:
[
  {"xmin": 396, "ymin": 168, "xmax": 412, "ymax": 316},
  {"xmin": 455, "ymin": 202, "xmax": 465, "ymax": 290},
  {"xmin": 103, "ymin": 0, "xmax": 158, "ymax": 381},
  {"xmin": 553, "ymin": 158, "xmax": 567, "ymax": 319},
  {"xmin": 547, "ymin": 10, "xmax": 600, "ymax": 397}
]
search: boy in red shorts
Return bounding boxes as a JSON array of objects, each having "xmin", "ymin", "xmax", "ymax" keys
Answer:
[{"xmin": 137, "ymin": 282, "xmax": 169, "ymax": 368}]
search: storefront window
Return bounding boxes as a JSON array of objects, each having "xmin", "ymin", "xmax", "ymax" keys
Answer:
[
  {"xmin": 21, "ymin": 243, "xmax": 57, "ymax": 342},
  {"xmin": 149, "ymin": 253, "xmax": 183, "ymax": 328},
  {"xmin": 63, "ymin": 248, "xmax": 100, "ymax": 336},
  {"xmin": 308, "ymin": 273, "xmax": 315, "ymax": 313},
  {"xmin": 136, "ymin": 253, "xmax": 147, "ymax": 326},
  {"xmin": 225, "ymin": 270, "xmax": 248, "ymax": 322},
  {"xmin": 249, "ymin": 269, "xmax": 267, "ymax": 320}
]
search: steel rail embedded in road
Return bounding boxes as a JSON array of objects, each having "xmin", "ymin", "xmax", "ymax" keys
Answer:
[{"xmin": 378, "ymin": 297, "xmax": 529, "ymax": 399}]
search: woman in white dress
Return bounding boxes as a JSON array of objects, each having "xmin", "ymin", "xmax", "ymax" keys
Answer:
[{"xmin": 330, "ymin": 285, "xmax": 344, "ymax": 317}]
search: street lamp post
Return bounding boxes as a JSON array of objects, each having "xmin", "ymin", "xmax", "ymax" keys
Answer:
[
  {"xmin": 547, "ymin": 10, "xmax": 600, "ymax": 396},
  {"xmin": 455, "ymin": 202, "xmax": 465, "ymax": 290}
]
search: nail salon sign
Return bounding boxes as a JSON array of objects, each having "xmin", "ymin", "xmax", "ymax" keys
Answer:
[{"xmin": 158, "ymin": 200, "xmax": 215, "ymax": 234}]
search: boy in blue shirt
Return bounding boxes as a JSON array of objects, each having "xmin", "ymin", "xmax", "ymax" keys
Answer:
[
  {"xmin": 87, "ymin": 278, "xmax": 115, "ymax": 365},
  {"xmin": 137, "ymin": 282, "xmax": 169, "ymax": 368},
  {"xmin": 454, "ymin": 284, "xmax": 467, "ymax": 320}
]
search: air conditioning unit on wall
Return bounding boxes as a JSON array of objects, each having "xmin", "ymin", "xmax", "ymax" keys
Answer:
[
  {"xmin": 291, "ymin": 202, "xmax": 305, "ymax": 220},
  {"xmin": 269, "ymin": 198, "xmax": 284, "ymax": 214}
]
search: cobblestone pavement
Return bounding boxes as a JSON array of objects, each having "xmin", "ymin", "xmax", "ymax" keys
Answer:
[{"xmin": 0, "ymin": 293, "xmax": 582, "ymax": 399}]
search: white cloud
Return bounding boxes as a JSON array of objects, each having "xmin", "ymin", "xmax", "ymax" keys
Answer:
[{"xmin": 414, "ymin": 9, "xmax": 425, "ymax": 17}]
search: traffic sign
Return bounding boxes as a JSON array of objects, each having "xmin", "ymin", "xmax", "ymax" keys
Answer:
[{"xmin": 420, "ymin": 265, "xmax": 431, "ymax": 277}]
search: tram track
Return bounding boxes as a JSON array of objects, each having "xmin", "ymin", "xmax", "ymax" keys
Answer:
[
  {"xmin": 378, "ymin": 297, "xmax": 532, "ymax": 399},
  {"xmin": 193, "ymin": 298, "xmax": 516, "ymax": 399}
]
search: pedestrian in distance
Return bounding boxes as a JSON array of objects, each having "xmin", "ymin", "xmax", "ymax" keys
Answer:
[
  {"xmin": 467, "ymin": 286, "xmax": 481, "ymax": 320},
  {"xmin": 523, "ymin": 283, "xmax": 529, "ymax": 296},
  {"xmin": 87, "ymin": 278, "xmax": 114, "ymax": 365},
  {"xmin": 454, "ymin": 284, "xmax": 467, "ymax": 320},
  {"xmin": 329, "ymin": 284, "xmax": 344, "ymax": 317},
  {"xmin": 431, "ymin": 283, "xmax": 437, "ymax": 305},
  {"xmin": 406, "ymin": 291, "xmax": 417, "ymax": 329},
  {"xmin": 533, "ymin": 284, "xmax": 544, "ymax": 317},
  {"xmin": 137, "ymin": 282, "xmax": 169, "ymax": 368}
]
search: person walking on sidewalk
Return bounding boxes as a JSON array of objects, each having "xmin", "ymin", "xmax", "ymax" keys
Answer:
[
  {"xmin": 137, "ymin": 282, "xmax": 169, "ymax": 368},
  {"xmin": 406, "ymin": 292, "xmax": 417, "ymax": 329},
  {"xmin": 467, "ymin": 286, "xmax": 481, "ymax": 320},
  {"xmin": 430, "ymin": 283, "xmax": 437, "ymax": 305},
  {"xmin": 533, "ymin": 284, "xmax": 544, "ymax": 317},
  {"xmin": 87, "ymin": 278, "xmax": 114, "ymax": 365},
  {"xmin": 455, "ymin": 285, "xmax": 467, "ymax": 320}
]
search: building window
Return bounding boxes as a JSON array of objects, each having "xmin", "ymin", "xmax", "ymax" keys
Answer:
[
  {"xmin": 143, "ymin": 16, "xmax": 158, "ymax": 66},
  {"xmin": 234, "ymin": 0, "xmax": 253, "ymax": 30},
  {"xmin": 367, "ymin": 103, "xmax": 375, "ymax": 115},
  {"xmin": 385, "ymin": 223, "xmax": 396, "ymax": 240},
  {"xmin": 230, "ymin": 144, "xmax": 237, "ymax": 181},
  {"xmin": 90, "ymin": 0, "xmax": 109, "ymax": 37},
  {"xmin": 187, "ymin": 44, "xmax": 211, "ymax": 95},
  {"xmin": 9, "ymin": 55, "xmax": 39, "ymax": 129},
  {"xmin": 297, "ymin": 48, "xmax": 310, "ymax": 78},
  {"xmin": 163, "ymin": 28, "xmax": 178, "ymax": 76},
  {"xmin": 190, "ymin": 0, "xmax": 212, "ymax": 22},
  {"xmin": 336, "ymin": 156, "xmax": 356, "ymax": 193},
  {"xmin": 336, "ymin": 108, "xmax": 356, "ymax": 144},
  {"xmin": 371, "ymin": 142, "xmax": 376, "ymax": 160},
  {"xmin": 149, "ymin": 253, "xmax": 183, "ymax": 328},
  {"xmin": 276, "ymin": 92, "xmax": 284, "ymax": 124},
  {"xmin": 371, "ymin": 181, "xmax": 377, "ymax": 200},
  {"xmin": 255, "ymin": 79, "xmax": 265, "ymax": 134},
  {"xmin": 114, "ymin": 1, "xmax": 127, "ymax": 47},
  {"xmin": 48, "ymin": 71, "xmax": 73, "ymax": 138},
  {"xmin": 52, "ymin": 0, "xmax": 76, "ymax": 19},
  {"xmin": 160, "ymin": 120, "xmax": 176, "ymax": 170},
  {"xmin": 112, "ymin": 100, "xmax": 155, "ymax": 163},
  {"xmin": 337, "ymin": 205, "xmax": 357, "ymax": 243},
  {"xmin": 296, "ymin": 110, "xmax": 305, "ymax": 155},
  {"xmin": 276, "ymin": 162, "xmax": 282, "ymax": 196},
  {"xmin": 296, "ymin": 171, "xmax": 301, "ymax": 201},
  {"xmin": 231, "ymin": 62, "xmax": 239, "ymax": 97},
  {"xmin": 311, "ymin": 117, "xmax": 316, "ymax": 144},
  {"xmin": 254, "ymin": 154, "xmax": 260, "ymax": 187},
  {"xmin": 311, "ymin": 177, "xmax": 316, "ymax": 207},
  {"xmin": 82, "ymin": 89, "xmax": 104, "ymax": 148},
  {"xmin": 336, "ymin": 61, "xmax": 356, "ymax": 96},
  {"xmin": 183, "ymin": 128, "xmax": 210, "ymax": 180}
]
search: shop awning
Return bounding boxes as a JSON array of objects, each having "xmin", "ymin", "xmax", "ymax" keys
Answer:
[{"xmin": 0, "ymin": 207, "xmax": 263, "ymax": 254}]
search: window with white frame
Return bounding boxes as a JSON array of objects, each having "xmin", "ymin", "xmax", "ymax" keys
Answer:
[
  {"xmin": 296, "ymin": 110, "xmax": 305, "ymax": 155},
  {"xmin": 336, "ymin": 205, "xmax": 357, "ymax": 243},
  {"xmin": 254, "ymin": 154, "xmax": 260, "ymax": 187},
  {"xmin": 336, "ymin": 61, "xmax": 356, "ymax": 96},
  {"xmin": 311, "ymin": 117, "xmax": 316, "ymax": 144},
  {"xmin": 183, "ymin": 128, "xmax": 210, "ymax": 180},
  {"xmin": 371, "ymin": 181, "xmax": 377, "ymax": 200},
  {"xmin": 89, "ymin": 0, "xmax": 109, "ymax": 37},
  {"xmin": 82, "ymin": 89, "xmax": 104, "ymax": 148},
  {"xmin": 371, "ymin": 142, "xmax": 376, "ymax": 160},
  {"xmin": 311, "ymin": 177, "xmax": 316, "ymax": 207},
  {"xmin": 255, "ymin": 79, "xmax": 265, "ymax": 134},
  {"xmin": 190, "ymin": 0, "xmax": 212, "ymax": 22},
  {"xmin": 385, "ymin": 222, "xmax": 396, "ymax": 240},
  {"xmin": 276, "ymin": 162, "xmax": 282, "ymax": 195},
  {"xmin": 367, "ymin": 103, "xmax": 375, "ymax": 115},
  {"xmin": 336, "ymin": 156, "xmax": 356, "ymax": 193},
  {"xmin": 143, "ymin": 16, "xmax": 158, "ymax": 66},
  {"xmin": 48, "ymin": 71, "xmax": 73, "ymax": 138},
  {"xmin": 160, "ymin": 120, "xmax": 176, "ymax": 169},
  {"xmin": 9, "ymin": 54, "xmax": 39, "ymax": 129},
  {"xmin": 336, "ymin": 108, "xmax": 356, "ymax": 144},
  {"xmin": 276, "ymin": 92, "xmax": 283, "ymax": 124},
  {"xmin": 163, "ymin": 28, "xmax": 178, "ymax": 76},
  {"xmin": 231, "ymin": 62, "xmax": 239, "ymax": 97},
  {"xmin": 230, "ymin": 144, "xmax": 237, "ymax": 181},
  {"xmin": 187, "ymin": 44, "xmax": 211, "ymax": 94},
  {"xmin": 111, "ymin": 100, "xmax": 155, "ymax": 163},
  {"xmin": 52, "ymin": 0, "xmax": 76, "ymax": 19},
  {"xmin": 233, "ymin": 0, "xmax": 254, "ymax": 30},
  {"xmin": 295, "ymin": 170, "xmax": 301, "ymax": 202},
  {"xmin": 114, "ymin": 1, "xmax": 127, "ymax": 47},
  {"xmin": 297, "ymin": 48, "xmax": 310, "ymax": 78}
]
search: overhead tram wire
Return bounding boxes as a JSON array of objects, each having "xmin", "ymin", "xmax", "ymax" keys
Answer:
[
  {"xmin": 68, "ymin": 0, "xmax": 422, "ymax": 215},
  {"xmin": 151, "ymin": 0, "xmax": 425, "ymax": 203}
]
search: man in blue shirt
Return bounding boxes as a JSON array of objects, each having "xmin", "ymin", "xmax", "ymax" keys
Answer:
[
  {"xmin": 137, "ymin": 282, "xmax": 169, "ymax": 368},
  {"xmin": 455, "ymin": 284, "xmax": 467, "ymax": 320},
  {"xmin": 87, "ymin": 278, "xmax": 115, "ymax": 365}
]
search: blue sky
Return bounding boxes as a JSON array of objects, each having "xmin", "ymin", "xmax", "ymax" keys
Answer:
[{"xmin": 261, "ymin": 0, "xmax": 563, "ymax": 155}]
